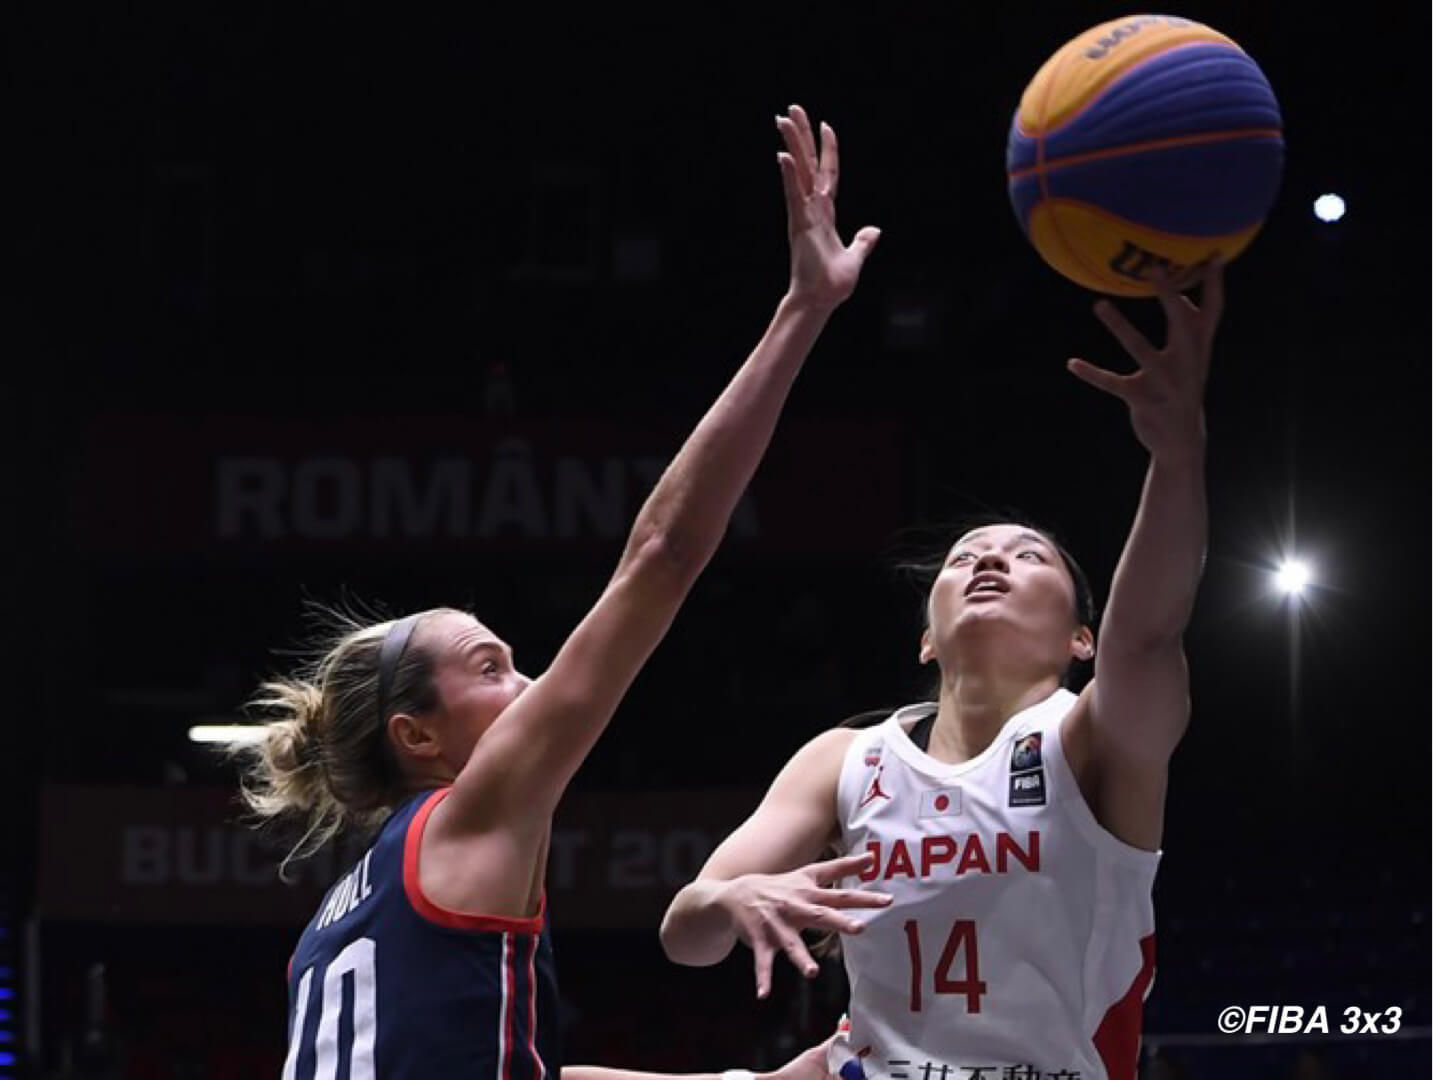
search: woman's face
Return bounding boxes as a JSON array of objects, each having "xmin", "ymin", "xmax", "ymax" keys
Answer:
[
  {"xmin": 417, "ymin": 612, "xmax": 532, "ymax": 774},
  {"xmin": 924, "ymin": 524, "xmax": 1087, "ymax": 678}
]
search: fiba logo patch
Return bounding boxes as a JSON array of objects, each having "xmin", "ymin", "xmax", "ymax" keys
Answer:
[{"xmin": 1009, "ymin": 732, "xmax": 1047, "ymax": 807}]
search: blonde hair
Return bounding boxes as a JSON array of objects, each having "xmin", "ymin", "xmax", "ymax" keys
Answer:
[{"xmin": 231, "ymin": 604, "xmax": 455, "ymax": 879}]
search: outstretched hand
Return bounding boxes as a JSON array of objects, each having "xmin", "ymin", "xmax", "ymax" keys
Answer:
[
  {"xmin": 718, "ymin": 850, "xmax": 891, "ymax": 999},
  {"xmin": 1067, "ymin": 259, "xmax": 1225, "ymax": 464},
  {"xmin": 776, "ymin": 104, "xmax": 881, "ymax": 311}
]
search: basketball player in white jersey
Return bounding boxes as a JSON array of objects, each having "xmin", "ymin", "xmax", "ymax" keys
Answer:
[{"xmin": 660, "ymin": 258, "xmax": 1224, "ymax": 1080}]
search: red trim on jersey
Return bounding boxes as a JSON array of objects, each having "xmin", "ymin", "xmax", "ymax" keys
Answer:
[
  {"xmin": 501, "ymin": 933, "xmax": 517, "ymax": 1080},
  {"xmin": 402, "ymin": 788, "xmax": 546, "ymax": 933},
  {"xmin": 1093, "ymin": 934, "xmax": 1156, "ymax": 1080},
  {"xmin": 525, "ymin": 933, "xmax": 546, "ymax": 1080}
]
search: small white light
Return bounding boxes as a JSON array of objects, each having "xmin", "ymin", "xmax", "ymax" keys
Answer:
[
  {"xmin": 1313, "ymin": 194, "xmax": 1345, "ymax": 223},
  {"xmin": 189, "ymin": 724, "xmax": 267, "ymax": 745},
  {"xmin": 1275, "ymin": 560, "xmax": 1312, "ymax": 595}
]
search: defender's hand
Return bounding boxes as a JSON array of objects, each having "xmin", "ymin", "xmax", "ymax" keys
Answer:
[{"xmin": 776, "ymin": 104, "xmax": 880, "ymax": 312}]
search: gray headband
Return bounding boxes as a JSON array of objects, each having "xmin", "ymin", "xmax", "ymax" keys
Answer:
[{"xmin": 375, "ymin": 614, "xmax": 422, "ymax": 728}]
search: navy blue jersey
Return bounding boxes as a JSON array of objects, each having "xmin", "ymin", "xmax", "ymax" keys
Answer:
[{"xmin": 282, "ymin": 788, "xmax": 561, "ymax": 1079}]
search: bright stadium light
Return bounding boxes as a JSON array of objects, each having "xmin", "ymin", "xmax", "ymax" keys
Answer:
[
  {"xmin": 1275, "ymin": 559, "xmax": 1312, "ymax": 596},
  {"xmin": 189, "ymin": 724, "xmax": 266, "ymax": 746},
  {"xmin": 1313, "ymin": 194, "xmax": 1345, "ymax": 223}
]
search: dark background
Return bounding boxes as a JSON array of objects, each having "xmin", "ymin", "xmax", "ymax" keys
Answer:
[{"xmin": 6, "ymin": 2, "xmax": 1429, "ymax": 1077}]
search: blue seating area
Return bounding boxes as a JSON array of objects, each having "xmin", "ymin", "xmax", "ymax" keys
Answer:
[{"xmin": 1137, "ymin": 862, "xmax": 1428, "ymax": 1078}]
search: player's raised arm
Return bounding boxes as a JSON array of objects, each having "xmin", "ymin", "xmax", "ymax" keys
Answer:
[
  {"xmin": 445, "ymin": 106, "xmax": 881, "ymax": 830},
  {"xmin": 1066, "ymin": 260, "xmax": 1222, "ymax": 850}
]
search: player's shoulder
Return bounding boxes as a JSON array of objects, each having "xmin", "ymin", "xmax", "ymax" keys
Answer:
[
  {"xmin": 768, "ymin": 725, "xmax": 863, "ymax": 795},
  {"xmin": 792, "ymin": 706, "xmax": 905, "ymax": 767},
  {"xmin": 788, "ymin": 725, "xmax": 860, "ymax": 768},
  {"xmin": 775, "ymin": 705, "xmax": 923, "ymax": 784}
]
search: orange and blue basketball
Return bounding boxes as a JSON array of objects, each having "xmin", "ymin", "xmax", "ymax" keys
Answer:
[{"xmin": 1006, "ymin": 14, "xmax": 1284, "ymax": 296}]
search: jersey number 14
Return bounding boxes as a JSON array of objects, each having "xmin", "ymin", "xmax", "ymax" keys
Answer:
[{"xmin": 903, "ymin": 918, "xmax": 987, "ymax": 1013}]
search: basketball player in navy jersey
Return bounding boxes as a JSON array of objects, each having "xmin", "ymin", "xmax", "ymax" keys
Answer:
[
  {"xmin": 236, "ymin": 104, "xmax": 889, "ymax": 1079},
  {"xmin": 660, "ymin": 255, "xmax": 1224, "ymax": 1080}
]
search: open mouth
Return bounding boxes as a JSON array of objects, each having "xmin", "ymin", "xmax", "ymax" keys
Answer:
[{"xmin": 964, "ymin": 574, "xmax": 1010, "ymax": 598}]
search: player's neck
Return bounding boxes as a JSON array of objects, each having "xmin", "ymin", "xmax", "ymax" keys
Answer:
[
  {"xmin": 928, "ymin": 672, "xmax": 1061, "ymax": 765},
  {"xmin": 398, "ymin": 762, "xmax": 460, "ymax": 796}
]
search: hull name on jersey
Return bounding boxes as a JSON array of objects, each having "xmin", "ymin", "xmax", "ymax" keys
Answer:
[
  {"xmin": 315, "ymin": 850, "xmax": 375, "ymax": 931},
  {"xmin": 856, "ymin": 831, "xmax": 1040, "ymax": 881}
]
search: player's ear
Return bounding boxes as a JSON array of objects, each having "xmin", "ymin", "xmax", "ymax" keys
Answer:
[
  {"xmin": 919, "ymin": 628, "xmax": 935, "ymax": 665},
  {"xmin": 388, "ymin": 712, "xmax": 442, "ymax": 760}
]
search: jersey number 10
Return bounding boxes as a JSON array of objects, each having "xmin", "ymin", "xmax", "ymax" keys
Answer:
[
  {"xmin": 283, "ymin": 937, "xmax": 377, "ymax": 1080},
  {"xmin": 903, "ymin": 918, "xmax": 987, "ymax": 1013}
]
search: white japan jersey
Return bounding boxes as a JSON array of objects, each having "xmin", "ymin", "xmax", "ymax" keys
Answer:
[{"xmin": 828, "ymin": 689, "xmax": 1160, "ymax": 1080}]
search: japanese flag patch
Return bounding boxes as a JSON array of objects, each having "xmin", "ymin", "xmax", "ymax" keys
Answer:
[{"xmin": 918, "ymin": 787, "xmax": 962, "ymax": 819}]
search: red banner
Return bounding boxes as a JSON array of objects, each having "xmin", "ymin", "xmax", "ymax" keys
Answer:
[
  {"xmin": 69, "ymin": 415, "xmax": 907, "ymax": 558},
  {"xmin": 37, "ymin": 786, "xmax": 763, "ymax": 930}
]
